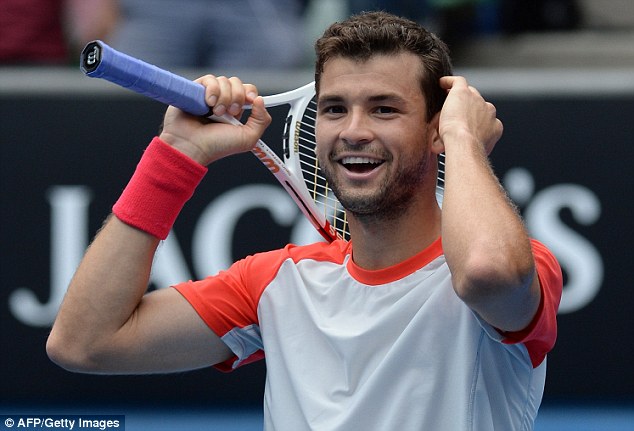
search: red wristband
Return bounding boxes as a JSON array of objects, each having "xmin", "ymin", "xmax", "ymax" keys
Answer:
[{"xmin": 113, "ymin": 137, "xmax": 208, "ymax": 239}]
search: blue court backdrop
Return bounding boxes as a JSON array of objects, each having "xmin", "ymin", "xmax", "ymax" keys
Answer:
[{"xmin": 1, "ymin": 68, "xmax": 632, "ymax": 428}]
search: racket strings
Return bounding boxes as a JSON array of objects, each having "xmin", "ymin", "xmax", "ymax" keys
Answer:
[
  {"xmin": 296, "ymin": 100, "xmax": 350, "ymax": 240},
  {"xmin": 436, "ymin": 153, "xmax": 445, "ymax": 203}
]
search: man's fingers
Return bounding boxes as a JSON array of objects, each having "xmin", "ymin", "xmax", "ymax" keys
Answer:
[
  {"xmin": 245, "ymin": 96, "xmax": 272, "ymax": 138},
  {"xmin": 227, "ymin": 77, "xmax": 246, "ymax": 117},
  {"xmin": 243, "ymin": 84, "xmax": 258, "ymax": 103},
  {"xmin": 439, "ymin": 75, "xmax": 467, "ymax": 90},
  {"xmin": 195, "ymin": 75, "xmax": 252, "ymax": 117},
  {"xmin": 195, "ymin": 75, "xmax": 219, "ymax": 107},
  {"xmin": 440, "ymin": 76, "xmax": 485, "ymax": 101}
]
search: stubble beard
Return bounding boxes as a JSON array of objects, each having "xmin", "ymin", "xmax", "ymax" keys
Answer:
[{"xmin": 321, "ymin": 150, "xmax": 433, "ymax": 225}]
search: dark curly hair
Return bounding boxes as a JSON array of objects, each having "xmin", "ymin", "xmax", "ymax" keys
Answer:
[{"xmin": 314, "ymin": 11, "xmax": 453, "ymax": 120}]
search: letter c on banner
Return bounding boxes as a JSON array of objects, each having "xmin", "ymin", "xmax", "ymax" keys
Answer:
[{"xmin": 192, "ymin": 184, "xmax": 298, "ymax": 277}]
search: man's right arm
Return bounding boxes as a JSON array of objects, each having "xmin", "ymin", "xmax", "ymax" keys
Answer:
[
  {"xmin": 47, "ymin": 75, "xmax": 271, "ymax": 374},
  {"xmin": 46, "ymin": 215, "xmax": 233, "ymax": 374}
]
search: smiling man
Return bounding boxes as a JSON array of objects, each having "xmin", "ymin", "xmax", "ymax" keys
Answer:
[
  {"xmin": 315, "ymin": 52, "xmax": 440, "ymax": 260},
  {"xmin": 47, "ymin": 11, "xmax": 563, "ymax": 431}
]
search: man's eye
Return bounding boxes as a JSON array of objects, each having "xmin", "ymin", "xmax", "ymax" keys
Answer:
[
  {"xmin": 324, "ymin": 106, "xmax": 345, "ymax": 114},
  {"xmin": 376, "ymin": 106, "xmax": 396, "ymax": 114}
]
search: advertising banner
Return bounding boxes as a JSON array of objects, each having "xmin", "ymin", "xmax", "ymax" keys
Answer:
[{"xmin": 1, "ymin": 78, "xmax": 632, "ymax": 407}]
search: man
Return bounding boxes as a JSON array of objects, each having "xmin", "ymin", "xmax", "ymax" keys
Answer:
[{"xmin": 47, "ymin": 11, "xmax": 562, "ymax": 430}]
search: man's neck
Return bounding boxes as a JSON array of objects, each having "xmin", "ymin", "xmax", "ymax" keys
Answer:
[{"xmin": 347, "ymin": 201, "xmax": 442, "ymax": 270}]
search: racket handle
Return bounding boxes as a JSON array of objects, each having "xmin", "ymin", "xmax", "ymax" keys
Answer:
[{"xmin": 80, "ymin": 40, "xmax": 211, "ymax": 117}]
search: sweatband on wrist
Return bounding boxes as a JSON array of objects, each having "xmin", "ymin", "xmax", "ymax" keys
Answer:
[{"xmin": 113, "ymin": 136, "xmax": 208, "ymax": 239}]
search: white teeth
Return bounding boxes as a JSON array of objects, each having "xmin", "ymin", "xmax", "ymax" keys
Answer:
[{"xmin": 341, "ymin": 156, "xmax": 381, "ymax": 164}]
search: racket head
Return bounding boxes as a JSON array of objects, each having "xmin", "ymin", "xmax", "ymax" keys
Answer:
[{"xmin": 266, "ymin": 83, "xmax": 351, "ymax": 242}]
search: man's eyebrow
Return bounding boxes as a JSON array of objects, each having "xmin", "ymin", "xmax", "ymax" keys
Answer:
[
  {"xmin": 367, "ymin": 93, "xmax": 407, "ymax": 104},
  {"xmin": 316, "ymin": 94, "xmax": 344, "ymax": 106},
  {"xmin": 317, "ymin": 93, "xmax": 407, "ymax": 105}
]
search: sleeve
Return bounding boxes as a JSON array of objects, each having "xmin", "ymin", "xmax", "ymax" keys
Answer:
[
  {"xmin": 501, "ymin": 239, "xmax": 563, "ymax": 368},
  {"xmin": 173, "ymin": 248, "xmax": 289, "ymax": 372}
]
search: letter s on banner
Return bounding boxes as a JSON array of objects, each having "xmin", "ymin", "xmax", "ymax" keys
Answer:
[{"xmin": 525, "ymin": 183, "xmax": 603, "ymax": 314}]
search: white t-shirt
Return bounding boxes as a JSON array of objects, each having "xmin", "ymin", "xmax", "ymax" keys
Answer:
[{"xmin": 175, "ymin": 237, "xmax": 562, "ymax": 430}]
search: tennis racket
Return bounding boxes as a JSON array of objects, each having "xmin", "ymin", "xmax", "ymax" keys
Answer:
[{"xmin": 80, "ymin": 40, "xmax": 445, "ymax": 242}]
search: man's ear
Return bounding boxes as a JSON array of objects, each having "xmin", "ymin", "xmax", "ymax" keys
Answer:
[{"xmin": 428, "ymin": 112, "xmax": 445, "ymax": 155}]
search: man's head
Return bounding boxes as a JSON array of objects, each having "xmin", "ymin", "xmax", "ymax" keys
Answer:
[{"xmin": 314, "ymin": 11, "xmax": 453, "ymax": 121}]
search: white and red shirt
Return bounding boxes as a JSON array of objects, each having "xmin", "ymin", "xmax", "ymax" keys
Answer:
[{"xmin": 174, "ymin": 237, "xmax": 562, "ymax": 430}]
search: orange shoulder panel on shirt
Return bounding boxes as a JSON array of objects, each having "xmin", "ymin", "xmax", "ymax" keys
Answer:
[
  {"xmin": 173, "ymin": 240, "xmax": 351, "ymax": 337},
  {"xmin": 502, "ymin": 239, "xmax": 563, "ymax": 367}
]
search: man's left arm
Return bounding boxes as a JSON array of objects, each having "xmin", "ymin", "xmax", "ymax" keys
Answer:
[{"xmin": 438, "ymin": 76, "xmax": 542, "ymax": 333}]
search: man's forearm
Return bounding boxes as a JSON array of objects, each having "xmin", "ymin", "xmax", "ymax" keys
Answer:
[{"xmin": 47, "ymin": 215, "xmax": 160, "ymax": 371}]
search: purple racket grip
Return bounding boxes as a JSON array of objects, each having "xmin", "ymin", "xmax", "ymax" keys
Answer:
[{"xmin": 80, "ymin": 40, "xmax": 210, "ymax": 116}]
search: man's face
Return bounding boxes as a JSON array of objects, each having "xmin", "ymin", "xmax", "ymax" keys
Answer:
[{"xmin": 315, "ymin": 52, "xmax": 438, "ymax": 220}]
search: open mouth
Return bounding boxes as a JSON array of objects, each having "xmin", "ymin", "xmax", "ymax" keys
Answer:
[{"xmin": 340, "ymin": 156, "xmax": 384, "ymax": 174}]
